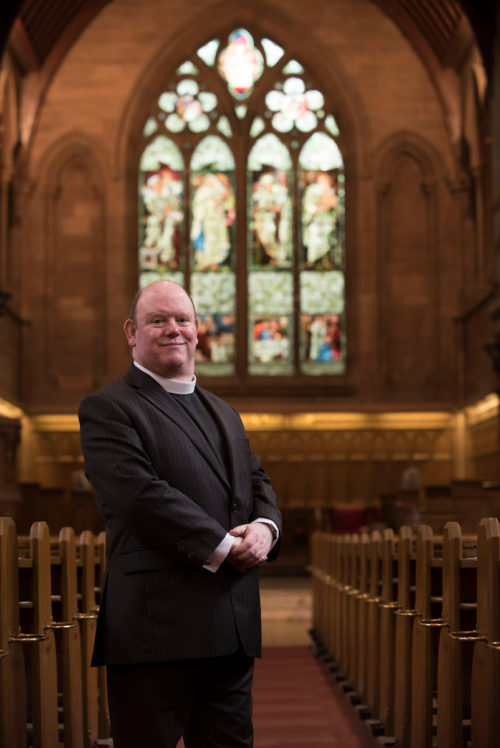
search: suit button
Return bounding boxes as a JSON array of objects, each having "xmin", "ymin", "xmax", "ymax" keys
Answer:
[{"xmin": 232, "ymin": 503, "xmax": 237, "ymax": 511}]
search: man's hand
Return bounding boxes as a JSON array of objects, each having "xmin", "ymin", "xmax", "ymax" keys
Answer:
[{"xmin": 227, "ymin": 522, "xmax": 273, "ymax": 572}]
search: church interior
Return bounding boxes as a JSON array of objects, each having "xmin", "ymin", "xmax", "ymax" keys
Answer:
[{"xmin": 1, "ymin": 0, "xmax": 499, "ymax": 746}]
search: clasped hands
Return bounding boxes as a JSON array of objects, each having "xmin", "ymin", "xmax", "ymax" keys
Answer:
[{"xmin": 227, "ymin": 522, "xmax": 273, "ymax": 572}]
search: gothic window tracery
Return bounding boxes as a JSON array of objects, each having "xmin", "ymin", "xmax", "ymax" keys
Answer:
[{"xmin": 138, "ymin": 28, "xmax": 346, "ymax": 379}]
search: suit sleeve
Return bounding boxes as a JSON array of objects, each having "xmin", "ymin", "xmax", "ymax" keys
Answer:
[{"xmin": 78, "ymin": 391, "xmax": 227, "ymax": 568}]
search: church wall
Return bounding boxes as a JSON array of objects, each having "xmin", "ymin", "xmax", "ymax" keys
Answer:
[
  {"xmin": 0, "ymin": 0, "xmax": 496, "ymax": 527},
  {"xmin": 19, "ymin": 0, "xmax": 459, "ymax": 413}
]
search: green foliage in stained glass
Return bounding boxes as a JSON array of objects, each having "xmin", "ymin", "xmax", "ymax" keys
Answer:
[
  {"xmin": 139, "ymin": 270, "xmax": 184, "ymax": 289},
  {"xmin": 249, "ymin": 272, "xmax": 293, "ymax": 315},
  {"xmin": 300, "ymin": 271, "xmax": 344, "ymax": 314},
  {"xmin": 191, "ymin": 272, "xmax": 235, "ymax": 314},
  {"xmin": 138, "ymin": 28, "xmax": 346, "ymax": 378}
]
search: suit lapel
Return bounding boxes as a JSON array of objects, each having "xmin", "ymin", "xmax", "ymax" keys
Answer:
[
  {"xmin": 125, "ymin": 365, "xmax": 231, "ymax": 488},
  {"xmin": 196, "ymin": 386, "xmax": 240, "ymax": 494}
]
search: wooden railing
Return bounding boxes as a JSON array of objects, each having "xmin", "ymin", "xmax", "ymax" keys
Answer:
[
  {"xmin": 310, "ymin": 519, "xmax": 500, "ymax": 748},
  {"xmin": 0, "ymin": 517, "xmax": 109, "ymax": 748}
]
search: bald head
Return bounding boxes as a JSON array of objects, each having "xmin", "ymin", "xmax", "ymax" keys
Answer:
[{"xmin": 129, "ymin": 281, "xmax": 196, "ymax": 325}]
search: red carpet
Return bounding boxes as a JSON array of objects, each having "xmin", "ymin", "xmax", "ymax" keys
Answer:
[
  {"xmin": 252, "ymin": 647, "xmax": 375, "ymax": 747},
  {"xmin": 178, "ymin": 646, "xmax": 374, "ymax": 747}
]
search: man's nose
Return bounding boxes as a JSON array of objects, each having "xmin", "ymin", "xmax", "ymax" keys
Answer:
[{"xmin": 163, "ymin": 318, "xmax": 180, "ymax": 335}]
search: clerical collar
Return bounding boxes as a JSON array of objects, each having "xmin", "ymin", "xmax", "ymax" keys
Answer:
[{"xmin": 133, "ymin": 361, "xmax": 196, "ymax": 394}]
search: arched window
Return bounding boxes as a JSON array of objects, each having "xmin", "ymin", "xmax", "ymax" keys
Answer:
[{"xmin": 138, "ymin": 29, "xmax": 345, "ymax": 381}]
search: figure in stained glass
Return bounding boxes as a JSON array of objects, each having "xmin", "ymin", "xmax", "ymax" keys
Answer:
[
  {"xmin": 302, "ymin": 313, "xmax": 343, "ymax": 362},
  {"xmin": 140, "ymin": 164, "xmax": 183, "ymax": 269},
  {"xmin": 218, "ymin": 29, "xmax": 263, "ymax": 99},
  {"xmin": 138, "ymin": 29, "xmax": 346, "ymax": 378},
  {"xmin": 251, "ymin": 170, "xmax": 291, "ymax": 266},
  {"xmin": 252, "ymin": 316, "xmax": 290, "ymax": 363},
  {"xmin": 302, "ymin": 171, "xmax": 339, "ymax": 268},
  {"xmin": 191, "ymin": 173, "xmax": 235, "ymax": 269},
  {"xmin": 196, "ymin": 314, "xmax": 235, "ymax": 363}
]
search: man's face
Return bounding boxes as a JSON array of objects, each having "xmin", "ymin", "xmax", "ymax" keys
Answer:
[{"xmin": 124, "ymin": 282, "xmax": 199, "ymax": 380}]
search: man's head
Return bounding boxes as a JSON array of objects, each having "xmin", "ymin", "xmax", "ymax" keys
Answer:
[{"xmin": 124, "ymin": 281, "xmax": 198, "ymax": 381}]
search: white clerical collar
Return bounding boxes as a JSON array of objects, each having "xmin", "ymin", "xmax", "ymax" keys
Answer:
[{"xmin": 133, "ymin": 361, "xmax": 196, "ymax": 394}]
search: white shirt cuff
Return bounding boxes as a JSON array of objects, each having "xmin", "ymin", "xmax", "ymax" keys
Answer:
[{"xmin": 203, "ymin": 519, "xmax": 279, "ymax": 573}]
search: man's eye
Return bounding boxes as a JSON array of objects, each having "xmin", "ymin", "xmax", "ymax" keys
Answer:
[{"xmin": 151, "ymin": 318, "xmax": 164, "ymax": 326}]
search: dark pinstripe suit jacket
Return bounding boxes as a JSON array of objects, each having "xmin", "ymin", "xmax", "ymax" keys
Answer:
[{"xmin": 78, "ymin": 364, "xmax": 281, "ymax": 666}]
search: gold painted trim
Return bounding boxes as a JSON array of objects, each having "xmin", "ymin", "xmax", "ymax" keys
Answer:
[
  {"xmin": 0, "ymin": 398, "xmax": 24, "ymax": 419},
  {"xmin": 31, "ymin": 415, "xmax": 80, "ymax": 432},
  {"xmin": 240, "ymin": 411, "xmax": 454, "ymax": 431},
  {"xmin": 465, "ymin": 393, "xmax": 499, "ymax": 425}
]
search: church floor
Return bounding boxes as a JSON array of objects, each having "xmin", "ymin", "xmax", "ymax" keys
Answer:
[
  {"xmin": 178, "ymin": 576, "xmax": 375, "ymax": 747},
  {"xmin": 253, "ymin": 647, "xmax": 376, "ymax": 747},
  {"xmin": 260, "ymin": 574, "xmax": 313, "ymax": 647},
  {"xmin": 253, "ymin": 576, "xmax": 376, "ymax": 747}
]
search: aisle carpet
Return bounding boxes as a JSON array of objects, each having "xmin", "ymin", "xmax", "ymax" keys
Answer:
[
  {"xmin": 177, "ymin": 646, "xmax": 375, "ymax": 747},
  {"xmin": 252, "ymin": 647, "xmax": 375, "ymax": 747}
]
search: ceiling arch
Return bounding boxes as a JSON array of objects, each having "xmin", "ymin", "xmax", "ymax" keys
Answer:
[{"xmin": 2, "ymin": 0, "xmax": 492, "ymax": 78}]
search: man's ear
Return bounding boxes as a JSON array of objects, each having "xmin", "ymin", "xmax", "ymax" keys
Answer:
[{"xmin": 123, "ymin": 318, "xmax": 137, "ymax": 347}]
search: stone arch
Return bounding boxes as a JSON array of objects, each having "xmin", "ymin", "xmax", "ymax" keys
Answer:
[
  {"xmin": 115, "ymin": 2, "xmax": 370, "ymax": 177},
  {"xmin": 26, "ymin": 132, "xmax": 108, "ymax": 405},
  {"xmin": 112, "ymin": 5, "xmax": 372, "ymax": 385},
  {"xmin": 373, "ymin": 131, "xmax": 451, "ymax": 400}
]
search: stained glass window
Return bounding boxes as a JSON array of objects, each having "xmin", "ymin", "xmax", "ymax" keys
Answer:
[{"xmin": 138, "ymin": 28, "xmax": 346, "ymax": 382}]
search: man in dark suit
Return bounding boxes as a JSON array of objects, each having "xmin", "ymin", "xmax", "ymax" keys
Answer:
[{"xmin": 78, "ymin": 280, "xmax": 281, "ymax": 748}]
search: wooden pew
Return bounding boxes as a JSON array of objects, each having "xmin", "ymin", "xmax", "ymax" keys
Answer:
[
  {"xmin": 51, "ymin": 526, "xmax": 85, "ymax": 748},
  {"xmin": 309, "ymin": 518, "xmax": 500, "ymax": 748},
  {"xmin": 436, "ymin": 522, "xmax": 479, "ymax": 748},
  {"xmin": 324, "ymin": 533, "xmax": 337, "ymax": 659},
  {"xmin": 410, "ymin": 526, "xmax": 445, "ymax": 748},
  {"xmin": 332, "ymin": 533, "xmax": 343, "ymax": 665},
  {"xmin": 76, "ymin": 530, "xmax": 100, "ymax": 745},
  {"xmin": 94, "ymin": 531, "xmax": 110, "ymax": 738},
  {"xmin": 355, "ymin": 531, "xmax": 370, "ymax": 703},
  {"xmin": 310, "ymin": 530, "xmax": 323, "ymax": 645},
  {"xmin": 393, "ymin": 525, "xmax": 418, "ymax": 748},
  {"xmin": 16, "ymin": 521, "xmax": 60, "ymax": 747},
  {"xmin": 337, "ymin": 534, "xmax": 352, "ymax": 679},
  {"xmin": 470, "ymin": 517, "xmax": 500, "ymax": 748},
  {"xmin": 0, "ymin": 516, "xmax": 27, "ymax": 747},
  {"xmin": 378, "ymin": 527, "xmax": 398, "ymax": 733},
  {"xmin": 346, "ymin": 534, "xmax": 360, "ymax": 686},
  {"xmin": 365, "ymin": 529, "xmax": 383, "ymax": 719}
]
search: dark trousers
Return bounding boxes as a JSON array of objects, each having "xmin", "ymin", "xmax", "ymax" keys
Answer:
[{"xmin": 106, "ymin": 651, "xmax": 254, "ymax": 748}]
